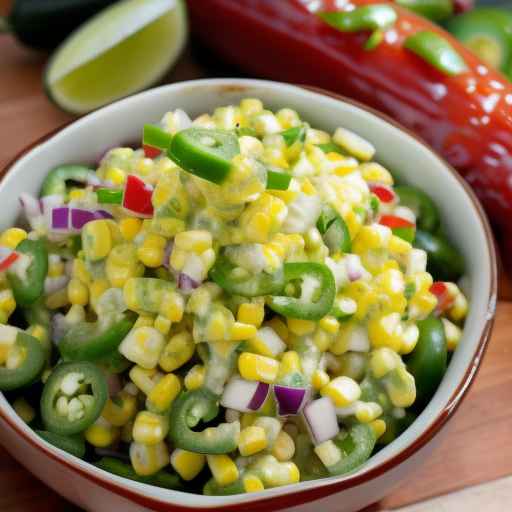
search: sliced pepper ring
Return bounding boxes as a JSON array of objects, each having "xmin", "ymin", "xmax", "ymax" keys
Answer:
[
  {"xmin": 267, "ymin": 262, "xmax": 336, "ymax": 321},
  {"xmin": 41, "ymin": 361, "xmax": 108, "ymax": 435},
  {"xmin": 168, "ymin": 388, "xmax": 240, "ymax": 454},
  {"xmin": 40, "ymin": 164, "xmax": 97, "ymax": 197},
  {"xmin": 0, "ymin": 331, "xmax": 45, "ymax": 391},
  {"xmin": 394, "ymin": 185, "xmax": 440, "ymax": 233},
  {"xmin": 36, "ymin": 430, "xmax": 86, "ymax": 458},
  {"xmin": 317, "ymin": 206, "xmax": 351, "ymax": 254}
]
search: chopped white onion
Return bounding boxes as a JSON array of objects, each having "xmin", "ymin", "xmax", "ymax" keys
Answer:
[
  {"xmin": 302, "ymin": 397, "xmax": 340, "ymax": 445},
  {"xmin": 220, "ymin": 375, "xmax": 270, "ymax": 413}
]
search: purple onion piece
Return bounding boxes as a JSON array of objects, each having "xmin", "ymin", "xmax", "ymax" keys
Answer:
[
  {"xmin": 51, "ymin": 207, "xmax": 70, "ymax": 230},
  {"xmin": 71, "ymin": 208, "xmax": 96, "ymax": 229},
  {"xmin": 163, "ymin": 241, "xmax": 174, "ymax": 270},
  {"xmin": 273, "ymin": 385, "xmax": 310, "ymax": 416},
  {"xmin": 178, "ymin": 273, "xmax": 200, "ymax": 292},
  {"xmin": 248, "ymin": 382, "xmax": 270, "ymax": 411},
  {"xmin": 94, "ymin": 209, "xmax": 114, "ymax": 220}
]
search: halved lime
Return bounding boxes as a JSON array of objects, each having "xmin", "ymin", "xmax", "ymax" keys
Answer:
[{"xmin": 44, "ymin": 0, "xmax": 187, "ymax": 114}]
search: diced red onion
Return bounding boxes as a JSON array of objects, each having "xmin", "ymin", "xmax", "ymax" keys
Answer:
[
  {"xmin": 71, "ymin": 208, "xmax": 96, "ymax": 229},
  {"xmin": 178, "ymin": 273, "xmax": 200, "ymax": 292},
  {"xmin": 44, "ymin": 275, "xmax": 70, "ymax": 295},
  {"xmin": 52, "ymin": 207, "xmax": 70, "ymax": 230},
  {"xmin": 273, "ymin": 385, "xmax": 310, "ymax": 416},
  {"xmin": 162, "ymin": 240, "xmax": 174, "ymax": 270},
  {"xmin": 302, "ymin": 397, "xmax": 340, "ymax": 445},
  {"xmin": 94, "ymin": 209, "xmax": 113, "ymax": 220},
  {"xmin": 221, "ymin": 376, "xmax": 270, "ymax": 413}
]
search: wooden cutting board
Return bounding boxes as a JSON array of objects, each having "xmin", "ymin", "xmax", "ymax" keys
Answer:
[{"xmin": 1, "ymin": 11, "xmax": 512, "ymax": 511}]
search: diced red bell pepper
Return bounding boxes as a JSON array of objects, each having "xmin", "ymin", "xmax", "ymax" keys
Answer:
[
  {"xmin": 369, "ymin": 184, "xmax": 396, "ymax": 204},
  {"xmin": 0, "ymin": 250, "xmax": 20, "ymax": 272},
  {"xmin": 379, "ymin": 214, "xmax": 415, "ymax": 243},
  {"xmin": 430, "ymin": 281, "xmax": 456, "ymax": 315},
  {"xmin": 143, "ymin": 144, "xmax": 162, "ymax": 159},
  {"xmin": 122, "ymin": 175, "xmax": 154, "ymax": 217}
]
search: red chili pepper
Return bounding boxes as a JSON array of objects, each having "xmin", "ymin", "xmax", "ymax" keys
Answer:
[
  {"xmin": 123, "ymin": 175, "xmax": 154, "ymax": 217},
  {"xmin": 187, "ymin": 0, "xmax": 512, "ymax": 259},
  {"xmin": 0, "ymin": 250, "xmax": 20, "ymax": 272},
  {"xmin": 430, "ymin": 281, "xmax": 456, "ymax": 314},
  {"xmin": 143, "ymin": 144, "xmax": 162, "ymax": 159},
  {"xmin": 369, "ymin": 183, "xmax": 396, "ymax": 203}
]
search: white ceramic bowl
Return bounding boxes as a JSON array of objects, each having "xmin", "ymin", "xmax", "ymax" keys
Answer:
[{"xmin": 0, "ymin": 79, "xmax": 497, "ymax": 512}]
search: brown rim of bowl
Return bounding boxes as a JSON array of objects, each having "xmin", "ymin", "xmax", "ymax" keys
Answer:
[{"xmin": 0, "ymin": 83, "xmax": 498, "ymax": 511}]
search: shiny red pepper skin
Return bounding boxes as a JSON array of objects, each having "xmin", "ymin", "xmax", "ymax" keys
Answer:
[{"xmin": 187, "ymin": 0, "xmax": 512, "ymax": 250}]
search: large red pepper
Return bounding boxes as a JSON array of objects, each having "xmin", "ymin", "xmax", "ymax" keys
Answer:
[{"xmin": 187, "ymin": 0, "xmax": 512, "ymax": 254}]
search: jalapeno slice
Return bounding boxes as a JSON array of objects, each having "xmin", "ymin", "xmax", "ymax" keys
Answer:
[
  {"xmin": 317, "ymin": 206, "xmax": 351, "ymax": 254},
  {"xmin": 168, "ymin": 128, "xmax": 240, "ymax": 184},
  {"xmin": 95, "ymin": 457, "xmax": 182, "ymax": 490},
  {"xmin": 40, "ymin": 165, "xmax": 97, "ymax": 198},
  {"xmin": 41, "ymin": 362, "xmax": 108, "ymax": 435},
  {"xmin": 267, "ymin": 262, "xmax": 336, "ymax": 321},
  {"xmin": 395, "ymin": 185, "xmax": 440, "ymax": 233},
  {"xmin": 209, "ymin": 253, "xmax": 285, "ymax": 297},
  {"xmin": 36, "ymin": 430, "xmax": 86, "ymax": 458},
  {"xmin": 413, "ymin": 229, "xmax": 464, "ymax": 281},
  {"xmin": 0, "ymin": 330, "xmax": 45, "ymax": 391},
  {"xmin": 58, "ymin": 312, "xmax": 136, "ymax": 362},
  {"xmin": 7, "ymin": 239, "xmax": 48, "ymax": 307},
  {"xmin": 168, "ymin": 388, "xmax": 240, "ymax": 454},
  {"xmin": 406, "ymin": 315, "xmax": 447, "ymax": 406}
]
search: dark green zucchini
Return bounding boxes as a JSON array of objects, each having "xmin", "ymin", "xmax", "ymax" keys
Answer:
[{"xmin": 0, "ymin": 0, "xmax": 118, "ymax": 50}]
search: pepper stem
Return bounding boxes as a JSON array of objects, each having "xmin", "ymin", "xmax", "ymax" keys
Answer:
[{"xmin": 0, "ymin": 17, "xmax": 10, "ymax": 34}]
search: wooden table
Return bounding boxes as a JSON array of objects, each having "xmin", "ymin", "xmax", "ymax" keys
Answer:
[{"xmin": 1, "ymin": 5, "xmax": 512, "ymax": 510}]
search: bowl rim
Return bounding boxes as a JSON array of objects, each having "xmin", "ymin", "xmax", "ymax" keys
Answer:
[{"xmin": 0, "ymin": 78, "xmax": 497, "ymax": 511}]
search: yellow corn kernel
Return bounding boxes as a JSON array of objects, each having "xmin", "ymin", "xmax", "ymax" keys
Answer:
[
  {"xmin": 400, "ymin": 324, "xmax": 420, "ymax": 354},
  {"xmin": 207, "ymin": 454, "xmax": 239, "ymax": 486},
  {"xmin": 205, "ymin": 309, "xmax": 230, "ymax": 341},
  {"xmin": 277, "ymin": 351, "xmax": 301, "ymax": 380},
  {"xmin": 313, "ymin": 329, "xmax": 331, "ymax": 352},
  {"xmin": 272, "ymin": 430, "xmax": 295, "ymax": 462},
  {"xmin": 237, "ymin": 302, "xmax": 265, "ymax": 327},
  {"xmin": 119, "ymin": 218, "xmax": 142, "ymax": 241},
  {"xmin": 239, "ymin": 352, "xmax": 279, "ymax": 384},
  {"xmin": 287, "ymin": 318, "xmax": 316, "ymax": 336},
  {"xmin": 265, "ymin": 318, "xmax": 289, "ymax": 344},
  {"xmin": 104, "ymin": 166, "xmax": 126, "ymax": 185},
  {"xmin": 243, "ymin": 474, "xmax": 265, "ymax": 493},
  {"xmin": 48, "ymin": 259, "xmax": 64, "ymax": 278},
  {"xmin": 355, "ymin": 401, "xmax": 383, "ymax": 423},
  {"xmin": 354, "ymin": 224, "xmax": 391, "ymax": 252},
  {"xmin": 230, "ymin": 322, "xmax": 258, "ymax": 341},
  {"xmin": 171, "ymin": 449, "xmax": 206, "ymax": 481},
  {"xmin": 129, "ymin": 366, "xmax": 160, "ymax": 395},
  {"xmin": 82, "ymin": 220, "xmax": 112, "ymax": 261},
  {"xmin": 321, "ymin": 376, "xmax": 361, "ymax": 407},
  {"xmin": 301, "ymin": 178, "xmax": 317, "ymax": 196},
  {"xmin": 72, "ymin": 259, "xmax": 90, "ymax": 284},
  {"xmin": 174, "ymin": 230, "xmax": 212, "ymax": 253},
  {"xmin": 368, "ymin": 313, "xmax": 403, "ymax": 352},
  {"xmin": 314, "ymin": 440, "xmax": 342, "ymax": 468},
  {"xmin": 239, "ymin": 412, "xmax": 256, "ymax": 429},
  {"xmin": 240, "ymin": 98, "xmax": 264, "ymax": 117},
  {"xmin": 133, "ymin": 411, "xmax": 169, "ymax": 445},
  {"xmin": 169, "ymin": 247, "xmax": 187, "ymax": 271},
  {"xmin": 184, "ymin": 364, "xmax": 205, "ymax": 391},
  {"xmin": 45, "ymin": 288, "xmax": 69, "ymax": 309},
  {"xmin": 85, "ymin": 417, "xmax": 120, "ymax": 448},
  {"xmin": 319, "ymin": 316, "xmax": 340, "ymax": 335},
  {"xmin": 360, "ymin": 162, "xmax": 393, "ymax": 185},
  {"xmin": 333, "ymin": 127, "xmax": 375, "ymax": 161},
  {"xmin": 449, "ymin": 291, "xmax": 468, "ymax": 322},
  {"xmin": 409, "ymin": 291, "xmax": 437, "ymax": 318},
  {"xmin": 369, "ymin": 348, "xmax": 400, "ymax": 378},
  {"xmin": 160, "ymin": 292, "xmax": 185, "ymax": 323},
  {"xmin": 0, "ymin": 289, "xmax": 16, "ymax": 317},
  {"xmin": 137, "ymin": 234, "xmax": 166, "ymax": 268},
  {"xmin": 89, "ymin": 278, "xmax": 110, "ymax": 308},
  {"xmin": 130, "ymin": 441, "xmax": 169, "ymax": 476},
  {"xmin": 119, "ymin": 326, "xmax": 165, "ymax": 369},
  {"xmin": 13, "ymin": 397, "xmax": 35, "ymax": 424},
  {"xmin": 159, "ymin": 331, "xmax": 194, "ymax": 372},
  {"xmin": 0, "ymin": 228, "xmax": 27, "ymax": 249},
  {"xmin": 238, "ymin": 426, "xmax": 268, "ymax": 456},
  {"xmin": 312, "ymin": 369, "xmax": 330, "ymax": 390},
  {"xmin": 134, "ymin": 315, "xmax": 154, "ymax": 329},
  {"xmin": 442, "ymin": 318, "xmax": 462, "ymax": 351},
  {"xmin": 384, "ymin": 367, "xmax": 416, "ymax": 408},
  {"xmin": 370, "ymin": 419, "xmax": 387, "ymax": 439},
  {"xmin": 146, "ymin": 373, "xmax": 181, "ymax": 413},
  {"xmin": 260, "ymin": 459, "xmax": 300, "ymax": 487},
  {"xmin": 67, "ymin": 278, "xmax": 89, "ymax": 306},
  {"xmin": 389, "ymin": 235, "xmax": 412, "ymax": 255},
  {"xmin": 154, "ymin": 315, "xmax": 171, "ymax": 335},
  {"xmin": 102, "ymin": 393, "xmax": 137, "ymax": 427},
  {"xmin": 248, "ymin": 327, "xmax": 286, "ymax": 358}
]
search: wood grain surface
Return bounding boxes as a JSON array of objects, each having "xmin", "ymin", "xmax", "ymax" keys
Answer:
[{"xmin": 1, "ymin": 2, "xmax": 511, "ymax": 510}]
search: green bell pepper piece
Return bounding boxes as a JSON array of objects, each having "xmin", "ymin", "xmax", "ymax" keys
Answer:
[
  {"xmin": 7, "ymin": 239, "xmax": 48, "ymax": 307},
  {"xmin": 36, "ymin": 430, "xmax": 86, "ymax": 458},
  {"xmin": 266, "ymin": 169, "xmax": 292, "ymax": 190},
  {"xmin": 41, "ymin": 361, "xmax": 107, "ymax": 435},
  {"xmin": 209, "ymin": 253, "xmax": 285, "ymax": 297},
  {"xmin": 413, "ymin": 230, "xmax": 464, "ymax": 281},
  {"xmin": 168, "ymin": 128, "xmax": 240, "ymax": 184},
  {"xmin": 395, "ymin": 185, "xmax": 440, "ymax": 233},
  {"xmin": 0, "ymin": 331, "xmax": 45, "ymax": 391},
  {"xmin": 95, "ymin": 457, "xmax": 182, "ymax": 490},
  {"xmin": 316, "ymin": 142, "xmax": 346, "ymax": 155},
  {"xmin": 280, "ymin": 125, "xmax": 306, "ymax": 146},
  {"xmin": 267, "ymin": 262, "xmax": 336, "ymax": 321},
  {"xmin": 96, "ymin": 188, "xmax": 123, "ymax": 205},
  {"xmin": 168, "ymin": 388, "xmax": 240, "ymax": 454},
  {"xmin": 40, "ymin": 165, "xmax": 97, "ymax": 197},
  {"xmin": 58, "ymin": 312, "xmax": 135, "ymax": 362},
  {"xmin": 406, "ymin": 315, "xmax": 447, "ymax": 406}
]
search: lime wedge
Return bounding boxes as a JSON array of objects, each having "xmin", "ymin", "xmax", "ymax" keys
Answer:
[{"xmin": 44, "ymin": 0, "xmax": 187, "ymax": 114}]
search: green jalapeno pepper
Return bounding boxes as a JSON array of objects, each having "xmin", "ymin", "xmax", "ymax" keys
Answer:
[
  {"xmin": 281, "ymin": 125, "xmax": 306, "ymax": 147},
  {"xmin": 95, "ymin": 457, "xmax": 183, "ymax": 490},
  {"xmin": 0, "ymin": 330, "xmax": 45, "ymax": 391},
  {"xmin": 209, "ymin": 253, "xmax": 285, "ymax": 297},
  {"xmin": 395, "ymin": 186, "xmax": 440, "ymax": 233},
  {"xmin": 168, "ymin": 388, "xmax": 240, "ymax": 454},
  {"xmin": 406, "ymin": 315, "xmax": 447, "ymax": 406},
  {"xmin": 96, "ymin": 188, "xmax": 123, "ymax": 205},
  {"xmin": 266, "ymin": 169, "xmax": 292, "ymax": 191},
  {"xmin": 36, "ymin": 430, "xmax": 86, "ymax": 458},
  {"xmin": 413, "ymin": 230, "xmax": 464, "ymax": 281},
  {"xmin": 317, "ymin": 206, "xmax": 351, "ymax": 254},
  {"xmin": 41, "ymin": 361, "xmax": 107, "ymax": 435},
  {"xmin": 316, "ymin": 142, "xmax": 346, "ymax": 155},
  {"xmin": 395, "ymin": 0, "xmax": 453, "ymax": 22},
  {"xmin": 58, "ymin": 312, "xmax": 136, "ymax": 362},
  {"xmin": 324, "ymin": 424, "xmax": 376, "ymax": 476},
  {"xmin": 293, "ymin": 433, "xmax": 328, "ymax": 481},
  {"xmin": 7, "ymin": 239, "xmax": 48, "ymax": 307},
  {"xmin": 168, "ymin": 128, "xmax": 240, "ymax": 184},
  {"xmin": 204, "ymin": 477, "xmax": 247, "ymax": 496},
  {"xmin": 40, "ymin": 165, "xmax": 97, "ymax": 197},
  {"xmin": 378, "ymin": 411, "xmax": 417, "ymax": 446},
  {"xmin": 143, "ymin": 124, "xmax": 173, "ymax": 151},
  {"xmin": 96, "ymin": 349, "xmax": 131, "ymax": 374},
  {"xmin": 267, "ymin": 262, "xmax": 336, "ymax": 321},
  {"xmin": 404, "ymin": 31, "xmax": 468, "ymax": 77}
]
